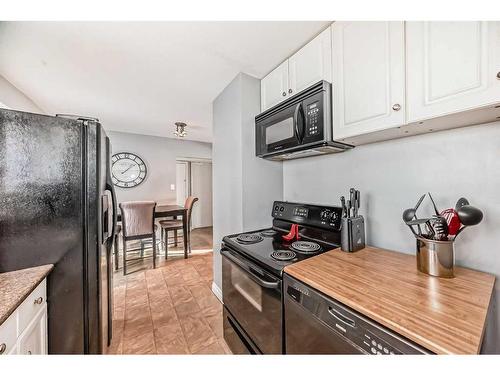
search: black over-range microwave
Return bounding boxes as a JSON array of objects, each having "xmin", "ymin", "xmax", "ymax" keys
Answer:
[{"xmin": 255, "ymin": 81, "xmax": 353, "ymax": 160}]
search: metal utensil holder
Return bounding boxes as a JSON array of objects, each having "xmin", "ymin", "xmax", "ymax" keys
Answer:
[{"xmin": 416, "ymin": 237, "xmax": 455, "ymax": 278}]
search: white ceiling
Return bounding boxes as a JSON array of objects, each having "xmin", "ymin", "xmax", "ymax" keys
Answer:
[{"xmin": 0, "ymin": 21, "xmax": 330, "ymax": 142}]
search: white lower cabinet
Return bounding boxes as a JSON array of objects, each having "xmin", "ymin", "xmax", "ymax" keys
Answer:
[
  {"xmin": 0, "ymin": 313, "xmax": 17, "ymax": 355},
  {"xmin": 17, "ymin": 306, "xmax": 47, "ymax": 355},
  {"xmin": 7, "ymin": 344, "xmax": 18, "ymax": 355},
  {"xmin": 331, "ymin": 21, "xmax": 406, "ymax": 143},
  {"xmin": 0, "ymin": 278, "xmax": 48, "ymax": 355}
]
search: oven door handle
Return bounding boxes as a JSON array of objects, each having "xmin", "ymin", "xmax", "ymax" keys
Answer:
[{"xmin": 222, "ymin": 249, "xmax": 280, "ymax": 289}]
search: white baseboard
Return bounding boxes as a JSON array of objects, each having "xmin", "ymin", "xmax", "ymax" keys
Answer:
[{"xmin": 211, "ymin": 282, "xmax": 223, "ymax": 303}]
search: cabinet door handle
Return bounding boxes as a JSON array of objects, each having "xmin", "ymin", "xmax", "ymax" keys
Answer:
[
  {"xmin": 392, "ymin": 103, "xmax": 401, "ymax": 111},
  {"xmin": 0, "ymin": 343, "xmax": 6, "ymax": 354},
  {"xmin": 282, "ymin": 91, "xmax": 286, "ymax": 97},
  {"xmin": 497, "ymin": 71, "xmax": 500, "ymax": 79},
  {"xmin": 34, "ymin": 296, "xmax": 44, "ymax": 304},
  {"xmin": 288, "ymin": 88, "xmax": 293, "ymax": 94}
]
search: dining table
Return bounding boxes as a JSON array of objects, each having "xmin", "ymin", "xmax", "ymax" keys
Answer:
[{"xmin": 117, "ymin": 204, "xmax": 189, "ymax": 259}]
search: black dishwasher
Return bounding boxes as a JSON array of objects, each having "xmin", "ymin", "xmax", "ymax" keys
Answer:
[{"xmin": 284, "ymin": 274, "xmax": 431, "ymax": 354}]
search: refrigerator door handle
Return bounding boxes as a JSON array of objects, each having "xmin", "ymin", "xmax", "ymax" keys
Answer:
[{"xmin": 105, "ymin": 180, "xmax": 117, "ymax": 243}]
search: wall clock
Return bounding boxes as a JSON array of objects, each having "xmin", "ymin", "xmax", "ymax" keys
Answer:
[{"xmin": 111, "ymin": 152, "xmax": 147, "ymax": 188}]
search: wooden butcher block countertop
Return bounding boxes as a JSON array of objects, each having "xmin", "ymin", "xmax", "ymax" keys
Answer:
[{"xmin": 284, "ymin": 246, "xmax": 495, "ymax": 354}]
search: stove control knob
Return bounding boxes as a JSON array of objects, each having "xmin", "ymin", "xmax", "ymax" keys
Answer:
[
  {"xmin": 320, "ymin": 210, "xmax": 331, "ymax": 221},
  {"xmin": 330, "ymin": 212, "xmax": 339, "ymax": 221}
]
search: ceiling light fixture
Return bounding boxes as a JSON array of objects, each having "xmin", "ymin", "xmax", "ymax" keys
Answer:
[{"xmin": 174, "ymin": 122, "xmax": 187, "ymax": 138}]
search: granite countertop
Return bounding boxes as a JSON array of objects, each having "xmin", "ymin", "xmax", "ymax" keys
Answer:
[
  {"xmin": 284, "ymin": 246, "xmax": 496, "ymax": 354},
  {"xmin": 0, "ymin": 264, "xmax": 54, "ymax": 325}
]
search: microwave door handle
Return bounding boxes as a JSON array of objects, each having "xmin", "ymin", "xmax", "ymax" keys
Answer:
[
  {"xmin": 293, "ymin": 103, "xmax": 300, "ymax": 142},
  {"xmin": 293, "ymin": 103, "xmax": 305, "ymax": 143}
]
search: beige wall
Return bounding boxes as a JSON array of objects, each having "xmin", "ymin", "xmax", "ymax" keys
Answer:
[{"xmin": 107, "ymin": 130, "xmax": 212, "ymax": 205}]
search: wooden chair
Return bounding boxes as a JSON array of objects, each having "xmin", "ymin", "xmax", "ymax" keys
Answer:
[
  {"xmin": 159, "ymin": 196, "xmax": 198, "ymax": 258},
  {"xmin": 119, "ymin": 201, "xmax": 157, "ymax": 275}
]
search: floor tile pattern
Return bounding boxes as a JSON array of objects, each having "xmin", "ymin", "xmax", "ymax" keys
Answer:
[{"xmin": 108, "ymin": 234, "xmax": 230, "ymax": 354}]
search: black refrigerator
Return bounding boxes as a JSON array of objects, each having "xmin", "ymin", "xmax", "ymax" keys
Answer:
[{"xmin": 0, "ymin": 108, "xmax": 117, "ymax": 354}]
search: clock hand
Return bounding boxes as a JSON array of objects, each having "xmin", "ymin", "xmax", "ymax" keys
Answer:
[{"xmin": 121, "ymin": 164, "xmax": 134, "ymax": 175}]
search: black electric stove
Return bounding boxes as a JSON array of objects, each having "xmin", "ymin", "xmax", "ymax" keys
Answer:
[
  {"xmin": 223, "ymin": 229, "xmax": 324, "ymax": 277},
  {"xmin": 221, "ymin": 201, "xmax": 343, "ymax": 354},
  {"xmin": 222, "ymin": 201, "xmax": 343, "ymax": 277}
]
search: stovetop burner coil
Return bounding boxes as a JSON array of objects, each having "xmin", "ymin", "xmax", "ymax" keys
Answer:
[
  {"xmin": 290, "ymin": 241, "xmax": 321, "ymax": 253},
  {"xmin": 271, "ymin": 250, "xmax": 297, "ymax": 261},
  {"xmin": 236, "ymin": 233, "xmax": 263, "ymax": 244}
]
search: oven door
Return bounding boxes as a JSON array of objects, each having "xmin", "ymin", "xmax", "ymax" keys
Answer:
[
  {"xmin": 221, "ymin": 248, "xmax": 282, "ymax": 354},
  {"xmin": 256, "ymin": 100, "xmax": 305, "ymax": 156}
]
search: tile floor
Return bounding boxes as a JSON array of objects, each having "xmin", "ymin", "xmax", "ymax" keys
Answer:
[{"xmin": 108, "ymin": 228, "xmax": 231, "ymax": 354}]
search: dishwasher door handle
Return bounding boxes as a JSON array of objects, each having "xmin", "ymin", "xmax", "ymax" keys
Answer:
[{"xmin": 328, "ymin": 306, "xmax": 356, "ymax": 328}]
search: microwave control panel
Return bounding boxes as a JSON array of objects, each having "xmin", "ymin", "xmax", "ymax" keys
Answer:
[{"xmin": 306, "ymin": 102, "xmax": 320, "ymax": 137}]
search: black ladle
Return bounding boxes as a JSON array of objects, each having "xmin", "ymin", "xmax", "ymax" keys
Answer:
[
  {"xmin": 457, "ymin": 205, "xmax": 483, "ymax": 226},
  {"xmin": 402, "ymin": 209, "xmax": 419, "ymax": 236},
  {"xmin": 455, "ymin": 197, "xmax": 470, "ymax": 211},
  {"xmin": 455, "ymin": 205, "xmax": 483, "ymax": 238},
  {"xmin": 402, "ymin": 194, "xmax": 426, "ymax": 236}
]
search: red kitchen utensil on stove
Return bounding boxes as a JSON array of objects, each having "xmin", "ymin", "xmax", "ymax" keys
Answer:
[
  {"xmin": 441, "ymin": 208, "xmax": 461, "ymax": 235},
  {"xmin": 282, "ymin": 224, "xmax": 301, "ymax": 241}
]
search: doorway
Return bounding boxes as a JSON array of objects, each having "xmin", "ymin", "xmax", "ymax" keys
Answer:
[{"xmin": 175, "ymin": 158, "xmax": 213, "ymax": 230}]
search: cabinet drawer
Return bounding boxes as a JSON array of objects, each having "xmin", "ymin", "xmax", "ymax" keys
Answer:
[
  {"xmin": 0, "ymin": 312, "xmax": 17, "ymax": 356},
  {"xmin": 17, "ymin": 279, "xmax": 46, "ymax": 335}
]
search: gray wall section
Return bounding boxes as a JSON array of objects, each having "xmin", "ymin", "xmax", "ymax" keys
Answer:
[
  {"xmin": 212, "ymin": 73, "xmax": 283, "ymax": 290},
  {"xmin": 240, "ymin": 74, "xmax": 283, "ymax": 231},
  {"xmin": 212, "ymin": 74, "xmax": 244, "ymax": 290},
  {"xmin": 107, "ymin": 130, "xmax": 212, "ymax": 204},
  {"xmin": 283, "ymin": 121, "xmax": 500, "ymax": 353},
  {"xmin": 0, "ymin": 75, "xmax": 44, "ymax": 114}
]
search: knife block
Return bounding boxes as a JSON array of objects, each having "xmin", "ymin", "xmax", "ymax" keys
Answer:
[{"xmin": 341, "ymin": 216, "xmax": 366, "ymax": 252}]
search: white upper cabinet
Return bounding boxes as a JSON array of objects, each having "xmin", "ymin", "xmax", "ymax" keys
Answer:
[
  {"xmin": 261, "ymin": 27, "xmax": 333, "ymax": 112},
  {"xmin": 288, "ymin": 28, "xmax": 332, "ymax": 96},
  {"xmin": 406, "ymin": 21, "xmax": 500, "ymax": 123},
  {"xmin": 260, "ymin": 60, "xmax": 289, "ymax": 111},
  {"xmin": 332, "ymin": 21, "xmax": 406, "ymax": 141}
]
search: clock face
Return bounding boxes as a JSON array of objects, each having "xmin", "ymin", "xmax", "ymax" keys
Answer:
[{"xmin": 111, "ymin": 152, "xmax": 147, "ymax": 188}]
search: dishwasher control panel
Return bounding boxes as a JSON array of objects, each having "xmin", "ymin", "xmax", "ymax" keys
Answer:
[
  {"xmin": 363, "ymin": 330, "xmax": 397, "ymax": 355},
  {"xmin": 284, "ymin": 275, "xmax": 432, "ymax": 355}
]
